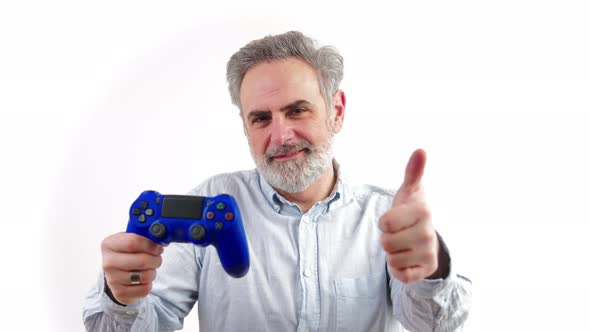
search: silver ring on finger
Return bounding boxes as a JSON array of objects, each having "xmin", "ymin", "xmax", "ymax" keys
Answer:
[{"xmin": 130, "ymin": 271, "xmax": 141, "ymax": 285}]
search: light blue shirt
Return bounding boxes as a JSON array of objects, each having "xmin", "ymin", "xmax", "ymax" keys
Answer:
[{"xmin": 83, "ymin": 163, "xmax": 471, "ymax": 331}]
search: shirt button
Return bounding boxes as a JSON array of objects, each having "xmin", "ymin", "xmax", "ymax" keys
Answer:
[
  {"xmin": 126, "ymin": 310, "xmax": 137, "ymax": 315},
  {"xmin": 303, "ymin": 269, "xmax": 312, "ymax": 277},
  {"xmin": 302, "ymin": 216, "xmax": 309, "ymax": 223}
]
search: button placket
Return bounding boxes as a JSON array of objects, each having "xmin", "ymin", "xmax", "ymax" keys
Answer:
[{"xmin": 297, "ymin": 213, "xmax": 320, "ymax": 331}]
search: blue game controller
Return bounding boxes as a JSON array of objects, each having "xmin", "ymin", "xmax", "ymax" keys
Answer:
[{"xmin": 126, "ymin": 190, "xmax": 250, "ymax": 278}]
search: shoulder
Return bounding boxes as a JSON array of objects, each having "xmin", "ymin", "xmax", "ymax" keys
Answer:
[
  {"xmin": 350, "ymin": 183, "xmax": 395, "ymax": 201},
  {"xmin": 334, "ymin": 161, "xmax": 395, "ymax": 209},
  {"xmin": 187, "ymin": 169, "xmax": 259, "ymax": 196},
  {"xmin": 343, "ymin": 178, "xmax": 396, "ymax": 213}
]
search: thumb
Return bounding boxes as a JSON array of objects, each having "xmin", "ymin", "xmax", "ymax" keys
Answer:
[{"xmin": 394, "ymin": 149, "xmax": 427, "ymax": 204}]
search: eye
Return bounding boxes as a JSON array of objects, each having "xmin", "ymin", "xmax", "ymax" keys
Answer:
[
  {"xmin": 288, "ymin": 108, "xmax": 306, "ymax": 116},
  {"xmin": 251, "ymin": 114, "xmax": 271, "ymax": 124}
]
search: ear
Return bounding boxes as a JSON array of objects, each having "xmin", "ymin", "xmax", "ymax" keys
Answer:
[{"xmin": 330, "ymin": 90, "xmax": 346, "ymax": 133}]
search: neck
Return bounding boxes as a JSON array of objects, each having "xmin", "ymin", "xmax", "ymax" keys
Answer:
[{"xmin": 275, "ymin": 163, "xmax": 337, "ymax": 213}]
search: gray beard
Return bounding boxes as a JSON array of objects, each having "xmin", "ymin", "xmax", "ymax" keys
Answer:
[{"xmin": 250, "ymin": 136, "xmax": 334, "ymax": 193}]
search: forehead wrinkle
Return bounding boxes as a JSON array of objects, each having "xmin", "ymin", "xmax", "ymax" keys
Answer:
[
  {"xmin": 246, "ymin": 87, "xmax": 281, "ymax": 112},
  {"xmin": 246, "ymin": 99, "xmax": 313, "ymax": 120},
  {"xmin": 240, "ymin": 58, "xmax": 323, "ymax": 115}
]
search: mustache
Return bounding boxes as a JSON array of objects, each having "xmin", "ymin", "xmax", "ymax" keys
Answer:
[{"xmin": 265, "ymin": 141, "xmax": 313, "ymax": 162}]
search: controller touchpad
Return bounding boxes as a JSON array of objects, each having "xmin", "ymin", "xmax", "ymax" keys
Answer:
[{"xmin": 161, "ymin": 195, "xmax": 204, "ymax": 219}]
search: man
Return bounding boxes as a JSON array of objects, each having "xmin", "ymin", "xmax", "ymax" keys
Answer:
[{"xmin": 83, "ymin": 31, "xmax": 471, "ymax": 331}]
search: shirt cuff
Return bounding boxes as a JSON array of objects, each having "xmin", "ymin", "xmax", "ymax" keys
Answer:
[
  {"xmin": 99, "ymin": 271, "xmax": 145, "ymax": 320},
  {"xmin": 405, "ymin": 232, "xmax": 456, "ymax": 299}
]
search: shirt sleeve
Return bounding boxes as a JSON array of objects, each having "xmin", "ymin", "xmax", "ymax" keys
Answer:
[
  {"xmin": 82, "ymin": 242, "xmax": 204, "ymax": 331},
  {"xmin": 388, "ymin": 236, "xmax": 472, "ymax": 332}
]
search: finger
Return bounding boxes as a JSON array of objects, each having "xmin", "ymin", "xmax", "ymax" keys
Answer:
[
  {"xmin": 391, "ymin": 265, "xmax": 430, "ymax": 284},
  {"xmin": 109, "ymin": 283, "xmax": 153, "ymax": 305},
  {"xmin": 105, "ymin": 269, "xmax": 157, "ymax": 287},
  {"xmin": 379, "ymin": 203, "xmax": 429, "ymax": 234},
  {"xmin": 380, "ymin": 220, "xmax": 433, "ymax": 254},
  {"xmin": 386, "ymin": 244, "xmax": 437, "ymax": 271},
  {"xmin": 394, "ymin": 149, "xmax": 427, "ymax": 206},
  {"xmin": 402, "ymin": 149, "xmax": 426, "ymax": 190},
  {"xmin": 103, "ymin": 252, "xmax": 163, "ymax": 271},
  {"xmin": 102, "ymin": 232, "xmax": 164, "ymax": 256}
]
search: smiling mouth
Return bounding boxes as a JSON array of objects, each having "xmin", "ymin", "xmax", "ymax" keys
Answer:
[{"xmin": 271, "ymin": 149, "xmax": 304, "ymax": 162}]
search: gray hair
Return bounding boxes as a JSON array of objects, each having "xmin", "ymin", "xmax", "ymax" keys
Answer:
[{"xmin": 226, "ymin": 31, "xmax": 344, "ymax": 113}]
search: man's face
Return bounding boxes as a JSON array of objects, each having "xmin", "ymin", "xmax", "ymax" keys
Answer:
[{"xmin": 239, "ymin": 57, "xmax": 343, "ymax": 193}]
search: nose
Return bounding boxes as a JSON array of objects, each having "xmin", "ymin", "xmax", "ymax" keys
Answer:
[{"xmin": 269, "ymin": 117, "xmax": 295, "ymax": 147}]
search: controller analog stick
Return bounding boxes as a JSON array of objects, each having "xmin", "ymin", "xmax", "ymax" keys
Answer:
[
  {"xmin": 190, "ymin": 225, "xmax": 206, "ymax": 241},
  {"xmin": 149, "ymin": 223, "xmax": 167, "ymax": 239}
]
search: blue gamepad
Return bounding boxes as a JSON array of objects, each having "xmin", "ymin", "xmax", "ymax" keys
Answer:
[{"xmin": 126, "ymin": 190, "xmax": 250, "ymax": 278}]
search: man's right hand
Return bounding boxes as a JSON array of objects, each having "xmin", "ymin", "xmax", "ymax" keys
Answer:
[{"xmin": 101, "ymin": 232, "xmax": 164, "ymax": 305}]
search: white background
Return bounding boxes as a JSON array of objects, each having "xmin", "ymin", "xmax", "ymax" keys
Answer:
[{"xmin": 1, "ymin": 1, "xmax": 589, "ymax": 331}]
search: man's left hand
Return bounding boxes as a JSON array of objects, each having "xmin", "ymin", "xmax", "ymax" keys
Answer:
[{"xmin": 379, "ymin": 149, "xmax": 447, "ymax": 283}]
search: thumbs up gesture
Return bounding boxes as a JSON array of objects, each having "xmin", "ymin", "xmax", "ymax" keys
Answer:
[{"xmin": 379, "ymin": 149, "xmax": 448, "ymax": 283}]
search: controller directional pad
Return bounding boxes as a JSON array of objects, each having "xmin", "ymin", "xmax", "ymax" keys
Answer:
[{"xmin": 134, "ymin": 200, "xmax": 152, "ymax": 223}]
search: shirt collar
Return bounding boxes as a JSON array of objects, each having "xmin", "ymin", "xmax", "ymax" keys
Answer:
[{"xmin": 257, "ymin": 159, "xmax": 344, "ymax": 215}]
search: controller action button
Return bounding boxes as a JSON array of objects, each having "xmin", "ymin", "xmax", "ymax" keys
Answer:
[
  {"xmin": 224, "ymin": 212, "xmax": 234, "ymax": 221},
  {"xmin": 132, "ymin": 208, "xmax": 141, "ymax": 216},
  {"xmin": 216, "ymin": 202, "xmax": 225, "ymax": 211},
  {"xmin": 190, "ymin": 225, "xmax": 206, "ymax": 241},
  {"xmin": 138, "ymin": 214, "xmax": 146, "ymax": 223},
  {"xmin": 145, "ymin": 209, "xmax": 154, "ymax": 216},
  {"xmin": 206, "ymin": 200, "xmax": 212, "ymax": 206},
  {"xmin": 215, "ymin": 221, "xmax": 224, "ymax": 230},
  {"xmin": 140, "ymin": 201, "xmax": 148, "ymax": 210},
  {"xmin": 206, "ymin": 211, "xmax": 215, "ymax": 220},
  {"xmin": 150, "ymin": 223, "xmax": 167, "ymax": 239},
  {"xmin": 156, "ymin": 197, "xmax": 161, "ymax": 204}
]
